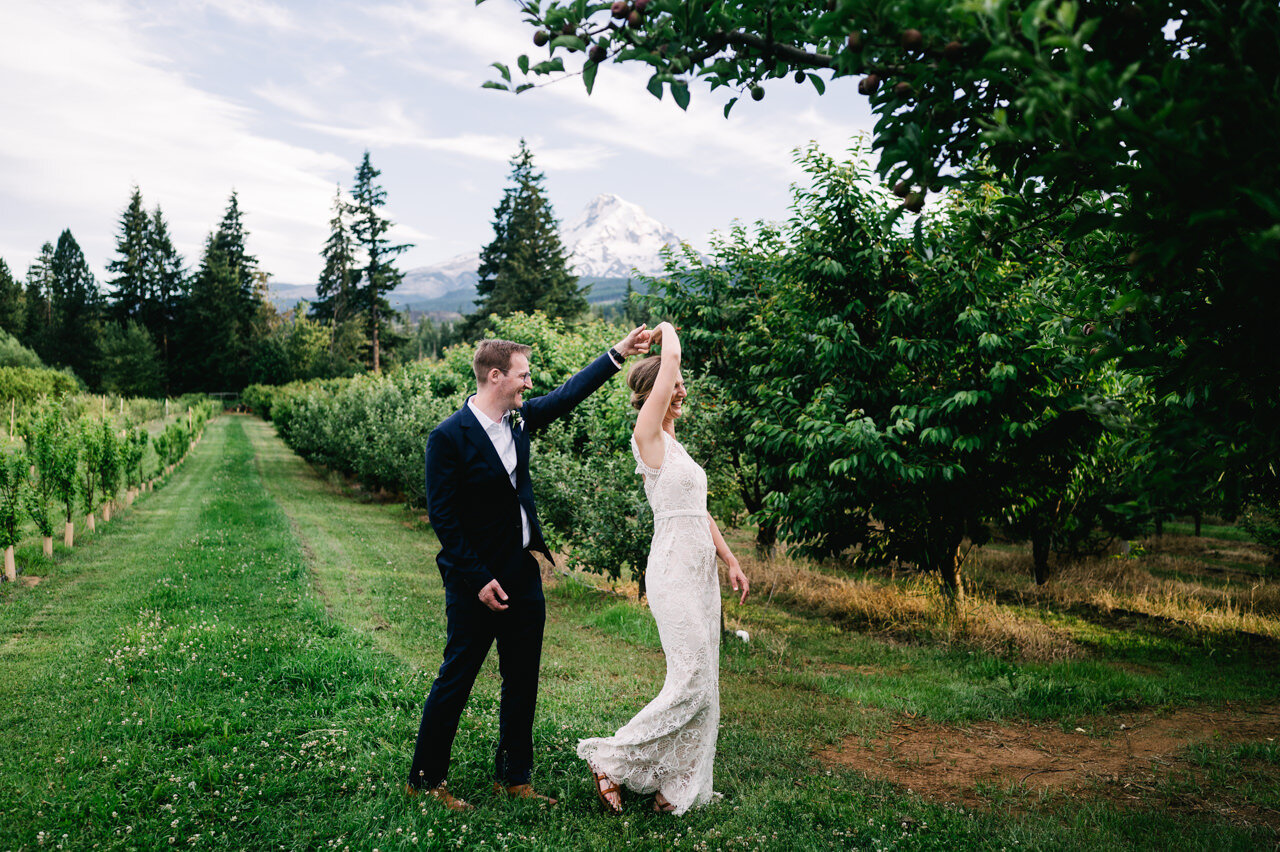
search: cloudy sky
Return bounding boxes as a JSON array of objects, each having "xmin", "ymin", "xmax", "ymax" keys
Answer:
[{"xmin": 0, "ymin": 0, "xmax": 875, "ymax": 286}]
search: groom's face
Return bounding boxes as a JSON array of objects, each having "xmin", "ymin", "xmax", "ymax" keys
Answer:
[{"xmin": 500, "ymin": 352, "xmax": 533, "ymax": 410}]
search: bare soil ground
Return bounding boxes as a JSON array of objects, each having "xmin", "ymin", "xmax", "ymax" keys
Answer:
[{"xmin": 820, "ymin": 704, "xmax": 1280, "ymax": 826}]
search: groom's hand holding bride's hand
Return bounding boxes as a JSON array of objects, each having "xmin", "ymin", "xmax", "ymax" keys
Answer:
[
  {"xmin": 479, "ymin": 579, "xmax": 510, "ymax": 612},
  {"xmin": 615, "ymin": 324, "xmax": 652, "ymax": 359}
]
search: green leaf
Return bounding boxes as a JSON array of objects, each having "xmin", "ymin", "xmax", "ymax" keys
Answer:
[
  {"xmin": 646, "ymin": 74, "xmax": 664, "ymax": 100},
  {"xmin": 671, "ymin": 79, "xmax": 690, "ymax": 111},
  {"xmin": 514, "ymin": 83, "xmax": 535, "ymax": 94},
  {"xmin": 583, "ymin": 60, "xmax": 598, "ymax": 94},
  {"xmin": 518, "ymin": 54, "xmax": 530, "ymax": 75},
  {"xmin": 550, "ymin": 35, "xmax": 586, "ymax": 51},
  {"xmin": 807, "ymin": 73, "xmax": 825, "ymax": 96},
  {"xmin": 481, "ymin": 81, "xmax": 510, "ymax": 91},
  {"xmin": 723, "ymin": 96, "xmax": 738, "ymax": 118},
  {"xmin": 490, "ymin": 62, "xmax": 511, "ymax": 82}
]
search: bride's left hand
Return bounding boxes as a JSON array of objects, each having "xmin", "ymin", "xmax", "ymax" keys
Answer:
[{"xmin": 728, "ymin": 563, "xmax": 749, "ymax": 604}]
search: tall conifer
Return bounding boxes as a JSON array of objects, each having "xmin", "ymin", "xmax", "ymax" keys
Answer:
[
  {"xmin": 24, "ymin": 242, "xmax": 55, "ymax": 357},
  {"xmin": 313, "ymin": 186, "xmax": 357, "ymax": 327},
  {"xmin": 48, "ymin": 229, "xmax": 104, "ymax": 385},
  {"xmin": 107, "ymin": 186, "xmax": 151, "ymax": 325},
  {"xmin": 348, "ymin": 152, "xmax": 409, "ymax": 373},
  {"xmin": 469, "ymin": 140, "xmax": 585, "ymax": 334},
  {"xmin": 147, "ymin": 206, "xmax": 186, "ymax": 392},
  {"xmin": 0, "ymin": 259, "xmax": 22, "ymax": 337}
]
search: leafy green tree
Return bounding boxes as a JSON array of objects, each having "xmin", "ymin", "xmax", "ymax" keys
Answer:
[
  {"xmin": 0, "ymin": 258, "xmax": 23, "ymax": 337},
  {"xmin": 97, "ymin": 420, "xmax": 122, "ymax": 515},
  {"xmin": 120, "ymin": 425, "xmax": 149, "ymax": 491},
  {"xmin": 99, "ymin": 321, "xmax": 163, "ymax": 397},
  {"xmin": 0, "ymin": 330, "xmax": 43, "ymax": 369},
  {"xmin": 348, "ymin": 152, "xmax": 410, "ymax": 373},
  {"xmin": 79, "ymin": 418, "xmax": 104, "ymax": 520},
  {"xmin": 107, "ymin": 186, "xmax": 151, "ymax": 326},
  {"xmin": 468, "ymin": 140, "xmax": 586, "ymax": 334},
  {"xmin": 24, "ymin": 406, "xmax": 66, "ymax": 543},
  {"xmin": 0, "ymin": 453, "xmax": 25, "ymax": 560},
  {"xmin": 498, "ymin": 0, "xmax": 1280, "ymax": 497},
  {"xmin": 49, "ymin": 229, "xmax": 104, "ymax": 387}
]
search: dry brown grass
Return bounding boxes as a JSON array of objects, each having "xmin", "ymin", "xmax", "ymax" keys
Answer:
[{"xmin": 737, "ymin": 548, "xmax": 1079, "ymax": 662}]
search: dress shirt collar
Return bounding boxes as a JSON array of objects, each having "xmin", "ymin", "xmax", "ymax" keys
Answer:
[{"xmin": 467, "ymin": 397, "xmax": 512, "ymax": 432}]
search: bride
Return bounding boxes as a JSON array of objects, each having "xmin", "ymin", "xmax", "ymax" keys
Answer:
[{"xmin": 577, "ymin": 321, "xmax": 749, "ymax": 815}]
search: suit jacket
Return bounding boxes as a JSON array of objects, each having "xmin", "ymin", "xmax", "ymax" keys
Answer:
[{"xmin": 425, "ymin": 353, "xmax": 619, "ymax": 603}]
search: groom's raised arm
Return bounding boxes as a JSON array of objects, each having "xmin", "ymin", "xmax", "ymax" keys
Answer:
[{"xmin": 521, "ymin": 325, "xmax": 650, "ymax": 432}]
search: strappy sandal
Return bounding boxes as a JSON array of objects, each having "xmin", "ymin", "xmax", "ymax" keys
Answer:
[
  {"xmin": 653, "ymin": 792, "xmax": 676, "ymax": 813},
  {"xmin": 586, "ymin": 760, "xmax": 622, "ymax": 815}
]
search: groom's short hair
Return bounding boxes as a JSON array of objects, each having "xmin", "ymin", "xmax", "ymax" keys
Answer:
[{"xmin": 473, "ymin": 339, "xmax": 532, "ymax": 384}]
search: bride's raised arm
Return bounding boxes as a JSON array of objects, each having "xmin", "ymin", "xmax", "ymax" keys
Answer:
[{"xmin": 633, "ymin": 321, "xmax": 681, "ymax": 470}]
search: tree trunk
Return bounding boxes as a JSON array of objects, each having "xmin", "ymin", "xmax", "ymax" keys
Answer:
[
  {"xmin": 1155, "ymin": 517, "xmax": 1164, "ymax": 537},
  {"xmin": 64, "ymin": 521, "xmax": 74, "ymax": 548},
  {"xmin": 755, "ymin": 517, "xmax": 778, "ymax": 560},
  {"xmin": 1031, "ymin": 529, "xmax": 1051, "ymax": 585},
  {"xmin": 103, "ymin": 502, "xmax": 112, "ymax": 523},
  {"xmin": 86, "ymin": 513, "xmax": 96, "ymax": 533},
  {"xmin": 637, "ymin": 568, "xmax": 647, "ymax": 602},
  {"xmin": 3, "ymin": 546, "xmax": 13, "ymax": 583},
  {"xmin": 1193, "ymin": 511, "xmax": 1202, "ymax": 537},
  {"xmin": 926, "ymin": 526, "xmax": 966, "ymax": 606},
  {"xmin": 43, "ymin": 537, "xmax": 53, "ymax": 557}
]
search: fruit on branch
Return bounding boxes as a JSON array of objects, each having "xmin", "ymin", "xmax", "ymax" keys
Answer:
[
  {"xmin": 561, "ymin": 21, "xmax": 575, "ymax": 35},
  {"xmin": 795, "ymin": 69, "xmax": 806, "ymax": 83},
  {"xmin": 893, "ymin": 181, "xmax": 911, "ymax": 198},
  {"xmin": 900, "ymin": 29, "xmax": 924, "ymax": 51},
  {"xmin": 846, "ymin": 31, "xmax": 865, "ymax": 51},
  {"xmin": 751, "ymin": 84, "xmax": 765, "ymax": 101},
  {"xmin": 590, "ymin": 43, "xmax": 608, "ymax": 63},
  {"xmin": 903, "ymin": 191, "xmax": 925, "ymax": 212},
  {"xmin": 611, "ymin": 1, "xmax": 629, "ymax": 19},
  {"xmin": 893, "ymin": 81, "xmax": 913, "ymax": 98},
  {"xmin": 628, "ymin": 8, "xmax": 643, "ymax": 26},
  {"xmin": 533, "ymin": 30, "xmax": 549, "ymax": 47},
  {"xmin": 858, "ymin": 73, "xmax": 881, "ymax": 95},
  {"xmin": 943, "ymin": 40, "xmax": 964, "ymax": 62},
  {"xmin": 634, "ymin": 0, "xmax": 650, "ymax": 12}
]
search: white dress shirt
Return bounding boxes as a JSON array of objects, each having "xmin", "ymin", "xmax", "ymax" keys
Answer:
[{"xmin": 467, "ymin": 398, "xmax": 531, "ymax": 548}]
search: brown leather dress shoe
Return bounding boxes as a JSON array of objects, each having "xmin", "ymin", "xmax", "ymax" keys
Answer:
[
  {"xmin": 406, "ymin": 782, "xmax": 473, "ymax": 811},
  {"xmin": 493, "ymin": 782, "xmax": 557, "ymax": 805}
]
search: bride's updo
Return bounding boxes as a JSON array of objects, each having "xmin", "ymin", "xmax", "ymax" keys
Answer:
[{"xmin": 627, "ymin": 356, "xmax": 663, "ymax": 411}]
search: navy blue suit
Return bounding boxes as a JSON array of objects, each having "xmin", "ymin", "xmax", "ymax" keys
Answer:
[{"xmin": 408, "ymin": 352, "xmax": 620, "ymax": 789}]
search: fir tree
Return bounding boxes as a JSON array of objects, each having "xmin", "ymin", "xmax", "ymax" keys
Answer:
[
  {"xmin": 348, "ymin": 152, "xmax": 410, "ymax": 373},
  {"xmin": 0, "ymin": 258, "xmax": 22, "ymax": 337},
  {"xmin": 313, "ymin": 185, "xmax": 357, "ymax": 327},
  {"xmin": 48, "ymin": 229, "xmax": 105, "ymax": 386},
  {"xmin": 24, "ymin": 242, "xmax": 55, "ymax": 356},
  {"xmin": 106, "ymin": 186, "xmax": 151, "ymax": 325},
  {"xmin": 469, "ymin": 140, "xmax": 586, "ymax": 334},
  {"xmin": 99, "ymin": 321, "xmax": 162, "ymax": 397},
  {"xmin": 147, "ymin": 206, "xmax": 186, "ymax": 393}
]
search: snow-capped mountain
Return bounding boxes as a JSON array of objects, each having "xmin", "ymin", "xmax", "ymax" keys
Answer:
[
  {"xmin": 269, "ymin": 194, "xmax": 689, "ymax": 310},
  {"xmin": 561, "ymin": 193, "xmax": 686, "ymax": 279}
]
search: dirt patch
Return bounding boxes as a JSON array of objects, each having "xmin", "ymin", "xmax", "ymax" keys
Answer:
[
  {"xmin": 19, "ymin": 576, "xmax": 41, "ymax": 588},
  {"xmin": 820, "ymin": 704, "xmax": 1280, "ymax": 818}
]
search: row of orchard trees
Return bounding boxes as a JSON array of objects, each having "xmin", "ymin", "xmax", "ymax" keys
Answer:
[
  {"xmin": 246, "ymin": 143, "xmax": 1279, "ymax": 602},
  {"xmin": 0, "ymin": 400, "xmax": 214, "ymax": 583}
]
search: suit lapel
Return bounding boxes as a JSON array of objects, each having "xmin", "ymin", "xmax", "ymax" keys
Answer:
[{"xmin": 460, "ymin": 399, "xmax": 517, "ymax": 492}]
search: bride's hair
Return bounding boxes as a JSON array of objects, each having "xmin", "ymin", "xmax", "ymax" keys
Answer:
[{"xmin": 626, "ymin": 356, "xmax": 663, "ymax": 410}]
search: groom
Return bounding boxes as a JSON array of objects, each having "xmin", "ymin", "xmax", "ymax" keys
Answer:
[{"xmin": 408, "ymin": 326, "xmax": 650, "ymax": 809}]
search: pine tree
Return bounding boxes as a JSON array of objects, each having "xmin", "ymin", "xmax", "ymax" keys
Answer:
[
  {"xmin": 348, "ymin": 152, "xmax": 410, "ymax": 373},
  {"xmin": 48, "ymin": 229, "xmax": 105, "ymax": 386},
  {"xmin": 313, "ymin": 186, "xmax": 357, "ymax": 327},
  {"xmin": 106, "ymin": 186, "xmax": 151, "ymax": 325},
  {"xmin": 0, "ymin": 258, "xmax": 23, "ymax": 337},
  {"xmin": 469, "ymin": 140, "xmax": 586, "ymax": 334},
  {"xmin": 147, "ymin": 206, "xmax": 186, "ymax": 393},
  {"xmin": 24, "ymin": 242, "xmax": 55, "ymax": 357}
]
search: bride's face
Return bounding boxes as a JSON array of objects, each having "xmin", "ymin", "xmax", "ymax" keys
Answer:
[{"xmin": 667, "ymin": 373, "xmax": 687, "ymax": 421}]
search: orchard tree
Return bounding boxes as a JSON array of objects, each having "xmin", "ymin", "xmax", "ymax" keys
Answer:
[
  {"xmin": 467, "ymin": 140, "xmax": 587, "ymax": 334},
  {"xmin": 348, "ymin": 152, "xmax": 410, "ymax": 373},
  {"xmin": 493, "ymin": 0, "xmax": 1280, "ymax": 494}
]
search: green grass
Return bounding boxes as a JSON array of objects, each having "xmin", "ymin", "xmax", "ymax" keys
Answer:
[
  {"xmin": 0, "ymin": 416, "xmax": 1276, "ymax": 850},
  {"xmin": 1162, "ymin": 521, "xmax": 1256, "ymax": 543}
]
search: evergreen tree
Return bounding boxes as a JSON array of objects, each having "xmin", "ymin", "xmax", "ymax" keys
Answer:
[
  {"xmin": 48, "ymin": 229, "xmax": 104, "ymax": 386},
  {"xmin": 146, "ymin": 206, "xmax": 186, "ymax": 393},
  {"xmin": 0, "ymin": 258, "xmax": 22, "ymax": 337},
  {"xmin": 312, "ymin": 185, "xmax": 357, "ymax": 327},
  {"xmin": 468, "ymin": 140, "xmax": 586, "ymax": 334},
  {"xmin": 348, "ymin": 152, "xmax": 410, "ymax": 373},
  {"xmin": 24, "ymin": 242, "xmax": 55, "ymax": 356},
  {"xmin": 106, "ymin": 186, "xmax": 151, "ymax": 326}
]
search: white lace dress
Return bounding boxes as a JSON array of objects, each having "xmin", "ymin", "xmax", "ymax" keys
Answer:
[{"xmin": 577, "ymin": 431, "xmax": 721, "ymax": 815}]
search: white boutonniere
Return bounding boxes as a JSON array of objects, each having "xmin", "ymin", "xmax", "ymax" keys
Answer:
[{"xmin": 510, "ymin": 409, "xmax": 523, "ymax": 431}]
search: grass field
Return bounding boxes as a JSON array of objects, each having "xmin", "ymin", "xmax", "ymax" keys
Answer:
[{"xmin": 1, "ymin": 415, "xmax": 1277, "ymax": 850}]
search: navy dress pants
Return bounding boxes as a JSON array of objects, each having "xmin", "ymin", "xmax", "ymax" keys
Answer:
[{"xmin": 408, "ymin": 583, "xmax": 546, "ymax": 789}]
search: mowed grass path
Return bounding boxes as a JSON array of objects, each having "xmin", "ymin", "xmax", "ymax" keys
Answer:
[{"xmin": 0, "ymin": 416, "xmax": 1274, "ymax": 850}]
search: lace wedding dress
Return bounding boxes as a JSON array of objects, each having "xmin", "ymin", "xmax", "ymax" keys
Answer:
[{"xmin": 577, "ymin": 431, "xmax": 721, "ymax": 814}]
